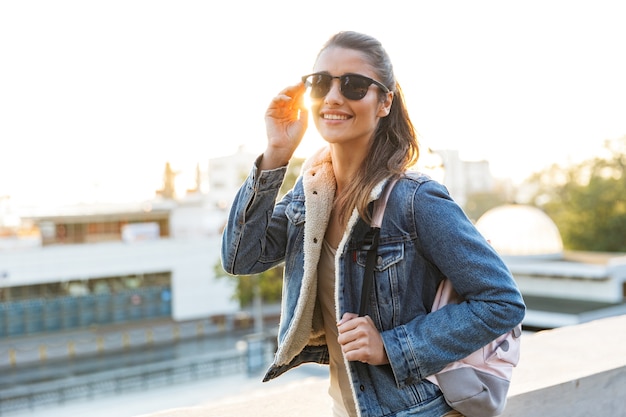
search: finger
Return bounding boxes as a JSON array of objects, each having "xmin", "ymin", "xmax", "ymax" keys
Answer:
[
  {"xmin": 337, "ymin": 312, "xmax": 359, "ymax": 327},
  {"xmin": 338, "ymin": 321, "xmax": 371, "ymax": 349},
  {"xmin": 277, "ymin": 82, "xmax": 306, "ymax": 100},
  {"xmin": 340, "ymin": 337, "xmax": 362, "ymax": 358},
  {"xmin": 268, "ymin": 82, "xmax": 305, "ymax": 107},
  {"xmin": 342, "ymin": 340, "xmax": 370, "ymax": 364}
]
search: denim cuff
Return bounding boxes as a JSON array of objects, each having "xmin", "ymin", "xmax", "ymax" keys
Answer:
[
  {"xmin": 250, "ymin": 154, "xmax": 288, "ymax": 191},
  {"xmin": 382, "ymin": 325, "xmax": 424, "ymax": 389}
]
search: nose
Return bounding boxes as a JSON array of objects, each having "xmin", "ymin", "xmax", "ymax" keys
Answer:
[{"xmin": 324, "ymin": 79, "xmax": 343, "ymax": 103}]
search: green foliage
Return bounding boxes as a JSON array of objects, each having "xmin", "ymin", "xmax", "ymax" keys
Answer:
[
  {"xmin": 214, "ymin": 259, "xmax": 284, "ymax": 308},
  {"xmin": 529, "ymin": 136, "xmax": 626, "ymax": 251},
  {"xmin": 463, "ymin": 191, "xmax": 509, "ymax": 223}
]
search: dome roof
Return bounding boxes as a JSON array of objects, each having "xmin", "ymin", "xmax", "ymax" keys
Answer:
[{"xmin": 475, "ymin": 204, "xmax": 563, "ymax": 259}]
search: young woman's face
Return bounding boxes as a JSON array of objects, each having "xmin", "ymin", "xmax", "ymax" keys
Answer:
[{"xmin": 309, "ymin": 47, "xmax": 392, "ymax": 148}]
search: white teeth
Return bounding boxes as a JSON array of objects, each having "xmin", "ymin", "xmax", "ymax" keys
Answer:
[{"xmin": 323, "ymin": 114, "xmax": 348, "ymax": 120}]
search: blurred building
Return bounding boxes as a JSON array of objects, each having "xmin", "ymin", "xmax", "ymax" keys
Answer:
[
  {"xmin": 430, "ymin": 149, "xmax": 494, "ymax": 207},
  {"xmin": 0, "ymin": 146, "xmax": 265, "ymax": 340},
  {"xmin": 0, "ymin": 196, "xmax": 238, "ymax": 339},
  {"xmin": 476, "ymin": 204, "xmax": 626, "ymax": 329},
  {"xmin": 206, "ymin": 145, "xmax": 258, "ymax": 211}
]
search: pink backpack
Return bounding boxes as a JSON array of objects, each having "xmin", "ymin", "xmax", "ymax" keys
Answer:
[
  {"xmin": 424, "ymin": 278, "xmax": 522, "ymax": 417},
  {"xmin": 363, "ymin": 177, "xmax": 522, "ymax": 417}
]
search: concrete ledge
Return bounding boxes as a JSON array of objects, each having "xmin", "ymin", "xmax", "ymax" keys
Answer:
[
  {"xmin": 501, "ymin": 314, "xmax": 626, "ymax": 416},
  {"xmin": 139, "ymin": 315, "xmax": 626, "ymax": 417},
  {"xmin": 140, "ymin": 377, "xmax": 331, "ymax": 417}
]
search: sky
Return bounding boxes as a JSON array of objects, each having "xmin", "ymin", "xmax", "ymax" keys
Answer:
[{"xmin": 1, "ymin": 0, "xmax": 625, "ymax": 208}]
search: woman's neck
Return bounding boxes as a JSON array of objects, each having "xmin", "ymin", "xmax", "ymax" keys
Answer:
[{"xmin": 329, "ymin": 144, "xmax": 367, "ymax": 195}]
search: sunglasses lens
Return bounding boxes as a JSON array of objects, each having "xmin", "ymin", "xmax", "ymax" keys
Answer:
[
  {"xmin": 341, "ymin": 75, "xmax": 370, "ymax": 100},
  {"xmin": 308, "ymin": 74, "xmax": 331, "ymax": 99},
  {"xmin": 304, "ymin": 73, "xmax": 380, "ymax": 100}
]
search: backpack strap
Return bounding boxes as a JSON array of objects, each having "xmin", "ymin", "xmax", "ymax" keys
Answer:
[{"xmin": 359, "ymin": 177, "xmax": 399, "ymax": 317}]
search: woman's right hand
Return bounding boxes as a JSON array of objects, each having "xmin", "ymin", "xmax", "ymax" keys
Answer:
[{"xmin": 261, "ymin": 82, "xmax": 308, "ymax": 170}]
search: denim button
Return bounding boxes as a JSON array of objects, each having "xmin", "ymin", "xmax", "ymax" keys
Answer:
[{"xmin": 359, "ymin": 384, "xmax": 365, "ymax": 391}]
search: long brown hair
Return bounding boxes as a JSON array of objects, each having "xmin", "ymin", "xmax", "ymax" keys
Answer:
[{"xmin": 316, "ymin": 31, "xmax": 420, "ymax": 224}]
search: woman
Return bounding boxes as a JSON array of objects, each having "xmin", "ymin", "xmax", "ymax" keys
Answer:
[{"xmin": 221, "ymin": 31, "xmax": 525, "ymax": 417}]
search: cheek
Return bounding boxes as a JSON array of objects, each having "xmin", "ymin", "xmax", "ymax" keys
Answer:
[{"xmin": 355, "ymin": 101, "xmax": 382, "ymax": 121}]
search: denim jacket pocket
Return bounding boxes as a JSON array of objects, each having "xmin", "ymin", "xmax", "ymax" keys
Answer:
[
  {"xmin": 355, "ymin": 241, "xmax": 404, "ymax": 271},
  {"xmin": 356, "ymin": 242, "xmax": 404, "ymax": 329}
]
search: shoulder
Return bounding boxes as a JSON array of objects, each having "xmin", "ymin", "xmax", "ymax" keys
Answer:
[
  {"xmin": 389, "ymin": 171, "xmax": 460, "ymax": 220},
  {"xmin": 395, "ymin": 170, "xmax": 450, "ymax": 197},
  {"xmin": 402, "ymin": 170, "xmax": 432, "ymax": 183}
]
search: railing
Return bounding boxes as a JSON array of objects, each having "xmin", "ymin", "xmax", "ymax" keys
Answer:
[
  {"xmin": 136, "ymin": 315, "xmax": 626, "ymax": 417},
  {"xmin": 0, "ymin": 313, "xmax": 275, "ymax": 416},
  {"xmin": 0, "ymin": 350, "xmax": 248, "ymax": 415},
  {"xmin": 0, "ymin": 314, "xmax": 254, "ymax": 368}
]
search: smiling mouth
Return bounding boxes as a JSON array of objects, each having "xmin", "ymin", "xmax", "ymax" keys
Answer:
[{"xmin": 322, "ymin": 114, "xmax": 350, "ymax": 120}]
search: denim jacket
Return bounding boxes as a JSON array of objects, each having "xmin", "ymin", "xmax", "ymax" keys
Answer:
[{"xmin": 221, "ymin": 148, "xmax": 526, "ymax": 417}]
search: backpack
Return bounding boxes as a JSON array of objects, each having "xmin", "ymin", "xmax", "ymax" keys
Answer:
[{"xmin": 360, "ymin": 177, "xmax": 522, "ymax": 417}]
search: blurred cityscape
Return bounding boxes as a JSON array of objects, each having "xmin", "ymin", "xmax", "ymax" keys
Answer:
[{"xmin": 1, "ymin": 146, "xmax": 625, "ymax": 415}]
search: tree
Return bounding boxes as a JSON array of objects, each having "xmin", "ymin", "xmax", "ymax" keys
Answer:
[
  {"xmin": 214, "ymin": 259, "xmax": 283, "ymax": 308},
  {"xmin": 463, "ymin": 191, "xmax": 509, "ymax": 223},
  {"xmin": 528, "ymin": 136, "xmax": 626, "ymax": 252}
]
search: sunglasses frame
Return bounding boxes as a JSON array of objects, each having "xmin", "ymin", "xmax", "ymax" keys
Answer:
[{"xmin": 301, "ymin": 72, "xmax": 390, "ymax": 101}]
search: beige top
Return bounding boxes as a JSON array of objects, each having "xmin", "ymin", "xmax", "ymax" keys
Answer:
[{"xmin": 318, "ymin": 239, "xmax": 358, "ymax": 417}]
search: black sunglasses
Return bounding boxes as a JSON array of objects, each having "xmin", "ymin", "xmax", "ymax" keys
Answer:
[{"xmin": 301, "ymin": 72, "xmax": 390, "ymax": 101}]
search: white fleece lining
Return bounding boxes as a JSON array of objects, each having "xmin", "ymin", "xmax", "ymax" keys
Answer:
[
  {"xmin": 271, "ymin": 146, "xmax": 388, "ymax": 417},
  {"xmin": 272, "ymin": 147, "xmax": 335, "ymax": 366}
]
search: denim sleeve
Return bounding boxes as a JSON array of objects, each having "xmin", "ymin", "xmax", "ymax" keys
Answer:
[
  {"xmin": 381, "ymin": 179, "xmax": 526, "ymax": 388},
  {"xmin": 220, "ymin": 156, "xmax": 291, "ymax": 275}
]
